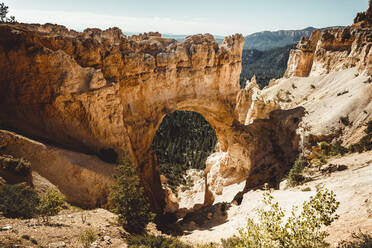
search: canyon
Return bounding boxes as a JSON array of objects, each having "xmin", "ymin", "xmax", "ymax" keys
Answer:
[
  {"xmin": 0, "ymin": 2, "xmax": 371, "ymax": 215},
  {"xmin": 0, "ymin": 23, "xmax": 303, "ymax": 212},
  {"xmin": 0, "ymin": 3, "xmax": 371, "ymax": 247}
]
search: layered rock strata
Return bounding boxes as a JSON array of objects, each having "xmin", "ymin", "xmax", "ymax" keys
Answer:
[
  {"xmin": 284, "ymin": 19, "xmax": 372, "ymax": 78},
  {"xmin": 0, "ymin": 23, "xmax": 303, "ymax": 211}
]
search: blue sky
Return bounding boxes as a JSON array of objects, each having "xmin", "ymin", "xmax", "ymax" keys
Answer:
[{"xmin": 6, "ymin": 0, "xmax": 368, "ymax": 36}]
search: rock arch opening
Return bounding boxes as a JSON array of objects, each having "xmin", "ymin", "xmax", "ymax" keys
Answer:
[{"xmin": 151, "ymin": 110, "xmax": 217, "ymax": 201}]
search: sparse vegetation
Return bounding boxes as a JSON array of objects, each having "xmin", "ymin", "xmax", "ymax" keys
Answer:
[
  {"xmin": 309, "ymin": 142, "xmax": 329, "ymax": 169},
  {"xmin": 233, "ymin": 188, "xmax": 339, "ymax": 248},
  {"xmin": 126, "ymin": 235, "xmax": 192, "ymax": 248},
  {"xmin": 0, "ymin": 182, "xmax": 65, "ymax": 220},
  {"xmin": 337, "ymin": 231, "xmax": 372, "ymax": 248},
  {"xmin": 310, "ymin": 84, "xmax": 316, "ymax": 89},
  {"xmin": 311, "ymin": 141, "xmax": 347, "ymax": 157},
  {"xmin": 79, "ymin": 228, "xmax": 97, "ymax": 248},
  {"xmin": 302, "ymin": 187, "xmax": 311, "ymax": 192},
  {"xmin": 0, "ymin": 155, "xmax": 31, "ymax": 176},
  {"xmin": 0, "ymin": 183, "xmax": 39, "ymax": 218},
  {"xmin": 287, "ymin": 140, "xmax": 350, "ymax": 188},
  {"xmin": 37, "ymin": 188, "xmax": 65, "ymax": 223},
  {"xmin": 110, "ymin": 155, "xmax": 155, "ymax": 234},
  {"xmin": 348, "ymin": 120, "xmax": 372, "ymax": 153},
  {"xmin": 329, "ymin": 142, "xmax": 348, "ymax": 156},
  {"xmin": 287, "ymin": 155, "xmax": 306, "ymax": 186}
]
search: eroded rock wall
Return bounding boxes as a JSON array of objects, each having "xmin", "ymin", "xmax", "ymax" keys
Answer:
[
  {"xmin": 0, "ymin": 130, "xmax": 115, "ymax": 207},
  {"xmin": 284, "ymin": 21, "xmax": 372, "ymax": 78},
  {"xmin": 0, "ymin": 23, "xmax": 303, "ymax": 211}
]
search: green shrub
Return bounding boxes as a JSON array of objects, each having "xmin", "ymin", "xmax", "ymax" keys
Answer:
[
  {"xmin": 126, "ymin": 235, "xmax": 192, "ymax": 248},
  {"xmin": 337, "ymin": 231, "xmax": 372, "ymax": 248},
  {"xmin": 310, "ymin": 150, "xmax": 328, "ymax": 169},
  {"xmin": 220, "ymin": 236, "xmax": 243, "ymax": 248},
  {"xmin": 366, "ymin": 120, "xmax": 372, "ymax": 134},
  {"xmin": 0, "ymin": 155, "xmax": 31, "ymax": 176},
  {"xmin": 235, "ymin": 188, "xmax": 339, "ymax": 248},
  {"xmin": 37, "ymin": 188, "xmax": 65, "ymax": 222},
  {"xmin": 197, "ymin": 243, "xmax": 219, "ymax": 248},
  {"xmin": 301, "ymin": 187, "xmax": 311, "ymax": 192},
  {"xmin": 348, "ymin": 120, "xmax": 372, "ymax": 153},
  {"xmin": 110, "ymin": 155, "xmax": 155, "ymax": 234},
  {"xmin": 287, "ymin": 155, "xmax": 306, "ymax": 186},
  {"xmin": 329, "ymin": 143, "xmax": 348, "ymax": 156},
  {"xmin": 79, "ymin": 228, "xmax": 97, "ymax": 248},
  {"xmin": 319, "ymin": 141, "xmax": 331, "ymax": 155},
  {"xmin": 349, "ymin": 143, "xmax": 364, "ymax": 153},
  {"xmin": 0, "ymin": 183, "xmax": 39, "ymax": 218}
]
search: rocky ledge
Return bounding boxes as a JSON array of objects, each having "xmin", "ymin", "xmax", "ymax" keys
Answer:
[{"xmin": 284, "ymin": 15, "xmax": 372, "ymax": 78}]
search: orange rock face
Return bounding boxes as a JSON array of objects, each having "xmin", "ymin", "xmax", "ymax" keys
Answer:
[
  {"xmin": 0, "ymin": 24, "xmax": 303, "ymax": 212},
  {"xmin": 284, "ymin": 22, "xmax": 372, "ymax": 78}
]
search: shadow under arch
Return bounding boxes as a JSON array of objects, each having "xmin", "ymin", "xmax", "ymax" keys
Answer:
[{"xmin": 129, "ymin": 99, "xmax": 237, "ymax": 214}]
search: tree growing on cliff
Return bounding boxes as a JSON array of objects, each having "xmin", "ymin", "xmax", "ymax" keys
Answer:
[
  {"xmin": 110, "ymin": 155, "xmax": 155, "ymax": 234},
  {"xmin": 0, "ymin": 2, "xmax": 16, "ymax": 23}
]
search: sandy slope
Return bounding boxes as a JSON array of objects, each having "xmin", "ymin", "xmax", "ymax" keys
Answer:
[
  {"xmin": 180, "ymin": 151, "xmax": 372, "ymax": 246},
  {"xmin": 262, "ymin": 68, "xmax": 372, "ymax": 145},
  {"xmin": 176, "ymin": 68, "xmax": 372, "ymax": 246}
]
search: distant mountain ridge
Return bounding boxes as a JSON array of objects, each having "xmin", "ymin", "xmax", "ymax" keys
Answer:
[
  {"xmin": 244, "ymin": 26, "xmax": 344, "ymax": 51},
  {"xmin": 240, "ymin": 43, "xmax": 297, "ymax": 88},
  {"xmin": 124, "ymin": 32, "xmax": 225, "ymax": 43}
]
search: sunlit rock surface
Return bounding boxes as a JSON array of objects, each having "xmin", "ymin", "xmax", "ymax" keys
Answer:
[
  {"xmin": 0, "ymin": 23, "xmax": 303, "ymax": 211},
  {"xmin": 284, "ymin": 20, "xmax": 372, "ymax": 78}
]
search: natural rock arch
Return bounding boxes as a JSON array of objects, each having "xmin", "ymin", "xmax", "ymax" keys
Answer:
[
  {"xmin": 0, "ymin": 23, "xmax": 304, "ymax": 212},
  {"xmin": 119, "ymin": 51, "xmax": 245, "ymax": 211}
]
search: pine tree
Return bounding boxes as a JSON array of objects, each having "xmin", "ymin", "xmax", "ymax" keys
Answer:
[
  {"xmin": 0, "ymin": 3, "xmax": 8, "ymax": 22},
  {"xmin": 110, "ymin": 155, "xmax": 155, "ymax": 234},
  {"xmin": 0, "ymin": 3, "xmax": 16, "ymax": 23}
]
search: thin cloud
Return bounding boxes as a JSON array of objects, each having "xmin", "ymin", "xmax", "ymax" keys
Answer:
[{"xmin": 11, "ymin": 8, "xmax": 233, "ymax": 36}]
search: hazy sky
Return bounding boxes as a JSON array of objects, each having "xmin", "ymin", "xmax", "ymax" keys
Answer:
[{"xmin": 6, "ymin": 0, "xmax": 368, "ymax": 36}]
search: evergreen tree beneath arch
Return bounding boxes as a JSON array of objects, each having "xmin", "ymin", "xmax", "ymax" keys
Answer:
[{"xmin": 151, "ymin": 111, "xmax": 217, "ymax": 192}]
